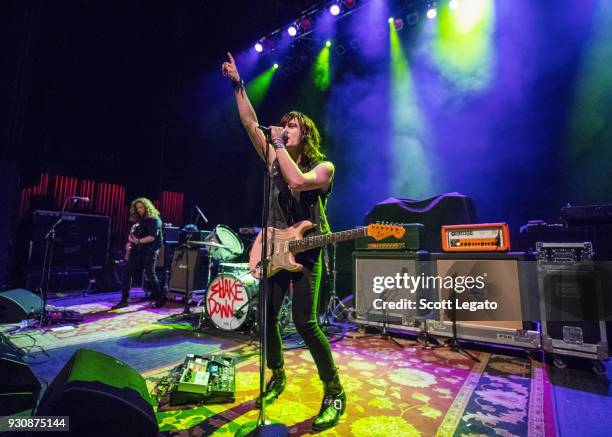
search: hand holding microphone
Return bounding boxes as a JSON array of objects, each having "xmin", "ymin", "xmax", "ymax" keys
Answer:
[{"xmin": 258, "ymin": 125, "xmax": 287, "ymax": 149}]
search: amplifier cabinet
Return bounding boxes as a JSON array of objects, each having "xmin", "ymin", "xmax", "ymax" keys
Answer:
[
  {"xmin": 352, "ymin": 251, "xmax": 434, "ymax": 331},
  {"xmin": 169, "ymin": 247, "xmax": 209, "ymax": 295},
  {"xmin": 538, "ymin": 261, "xmax": 608, "ymax": 360},
  {"xmin": 29, "ymin": 210, "xmax": 110, "ymax": 269},
  {"xmin": 426, "ymin": 252, "xmax": 540, "ymax": 349}
]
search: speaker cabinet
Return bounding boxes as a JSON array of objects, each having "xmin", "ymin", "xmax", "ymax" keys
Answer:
[
  {"xmin": 352, "ymin": 251, "xmax": 433, "ymax": 331},
  {"xmin": 426, "ymin": 252, "xmax": 540, "ymax": 349},
  {"xmin": 0, "ymin": 288, "xmax": 43, "ymax": 323},
  {"xmin": 29, "ymin": 210, "xmax": 110, "ymax": 269},
  {"xmin": 169, "ymin": 247, "xmax": 209, "ymax": 293},
  {"xmin": 539, "ymin": 263, "xmax": 608, "ymax": 359},
  {"xmin": 36, "ymin": 348, "xmax": 158, "ymax": 437},
  {"xmin": 433, "ymin": 252, "xmax": 538, "ymax": 327},
  {"xmin": 0, "ymin": 342, "xmax": 41, "ymax": 416}
]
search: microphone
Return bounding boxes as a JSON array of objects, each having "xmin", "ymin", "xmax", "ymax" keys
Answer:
[
  {"xmin": 258, "ymin": 126, "xmax": 288, "ymax": 144},
  {"xmin": 71, "ymin": 196, "xmax": 90, "ymax": 202},
  {"xmin": 195, "ymin": 205, "xmax": 209, "ymax": 224}
]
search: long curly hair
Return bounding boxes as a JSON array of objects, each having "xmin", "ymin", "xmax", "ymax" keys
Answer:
[
  {"xmin": 129, "ymin": 197, "xmax": 160, "ymax": 222},
  {"xmin": 280, "ymin": 111, "xmax": 326, "ymax": 163}
]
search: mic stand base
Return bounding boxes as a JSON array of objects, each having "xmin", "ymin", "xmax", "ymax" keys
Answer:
[
  {"xmin": 234, "ymin": 420, "xmax": 288, "ymax": 437},
  {"xmin": 445, "ymin": 337, "xmax": 481, "ymax": 362},
  {"xmin": 349, "ymin": 324, "xmax": 404, "ymax": 349}
]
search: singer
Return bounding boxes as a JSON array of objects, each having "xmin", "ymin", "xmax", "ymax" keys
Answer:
[
  {"xmin": 222, "ymin": 53, "xmax": 344, "ymax": 431},
  {"xmin": 112, "ymin": 197, "xmax": 165, "ymax": 309}
]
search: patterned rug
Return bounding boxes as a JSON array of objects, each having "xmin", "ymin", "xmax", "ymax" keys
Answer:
[
  {"xmin": 8, "ymin": 299, "xmax": 208, "ymax": 350},
  {"xmin": 143, "ymin": 336, "xmax": 556, "ymax": 436}
]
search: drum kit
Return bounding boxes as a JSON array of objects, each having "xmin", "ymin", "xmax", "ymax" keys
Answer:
[
  {"xmin": 172, "ymin": 223, "xmax": 344, "ymax": 337},
  {"xmin": 179, "ymin": 224, "xmax": 260, "ymax": 333}
]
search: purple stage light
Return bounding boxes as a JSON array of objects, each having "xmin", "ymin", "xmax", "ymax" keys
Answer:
[
  {"xmin": 254, "ymin": 42, "xmax": 263, "ymax": 52},
  {"xmin": 330, "ymin": 3, "xmax": 341, "ymax": 16},
  {"xmin": 287, "ymin": 25, "xmax": 297, "ymax": 37}
]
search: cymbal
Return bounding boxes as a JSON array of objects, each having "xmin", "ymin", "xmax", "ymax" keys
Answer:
[{"xmin": 186, "ymin": 240, "xmax": 226, "ymax": 248}]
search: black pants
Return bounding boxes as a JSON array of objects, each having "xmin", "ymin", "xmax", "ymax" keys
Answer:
[
  {"xmin": 121, "ymin": 250, "xmax": 162, "ymax": 301},
  {"xmin": 266, "ymin": 250, "xmax": 337, "ymax": 383}
]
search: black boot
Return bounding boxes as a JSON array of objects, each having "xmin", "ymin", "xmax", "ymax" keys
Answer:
[
  {"xmin": 312, "ymin": 374, "xmax": 346, "ymax": 431},
  {"xmin": 255, "ymin": 368, "xmax": 286, "ymax": 408}
]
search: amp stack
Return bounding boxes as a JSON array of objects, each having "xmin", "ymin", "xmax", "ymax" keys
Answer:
[{"xmin": 537, "ymin": 242, "xmax": 608, "ymax": 365}]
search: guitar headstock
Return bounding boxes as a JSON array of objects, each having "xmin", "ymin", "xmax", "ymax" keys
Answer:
[{"xmin": 366, "ymin": 223, "xmax": 406, "ymax": 241}]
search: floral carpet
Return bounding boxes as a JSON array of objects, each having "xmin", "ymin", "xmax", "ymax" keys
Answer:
[{"xmin": 144, "ymin": 335, "xmax": 556, "ymax": 436}]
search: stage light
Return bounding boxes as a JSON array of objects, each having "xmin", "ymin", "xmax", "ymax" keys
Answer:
[
  {"xmin": 388, "ymin": 17, "xmax": 394, "ymax": 23},
  {"xmin": 254, "ymin": 42, "xmax": 263, "ymax": 53},
  {"xmin": 329, "ymin": 3, "xmax": 341, "ymax": 16},
  {"xmin": 325, "ymin": 40, "xmax": 332, "ymax": 47},
  {"xmin": 449, "ymin": 0, "xmax": 460, "ymax": 10},
  {"xmin": 426, "ymin": 6, "xmax": 437, "ymax": 19},
  {"xmin": 273, "ymin": 63, "xmax": 279, "ymax": 69},
  {"xmin": 393, "ymin": 18, "xmax": 404, "ymax": 30},
  {"xmin": 344, "ymin": 0, "xmax": 356, "ymax": 8},
  {"xmin": 300, "ymin": 17, "xmax": 312, "ymax": 30},
  {"xmin": 406, "ymin": 11, "xmax": 419, "ymax": 26},
  {"xmin": 287, "ymin": 25, "xmax": 297, "ymax": 36}
]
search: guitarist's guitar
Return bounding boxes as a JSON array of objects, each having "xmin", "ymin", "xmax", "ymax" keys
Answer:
[
  {"xmin": 249, "ymin": 220, "xmax": 405, "ymax": 279},
  {"xmin": 124, "ymin": 223, "xmax": 140, "ymax": 261}
]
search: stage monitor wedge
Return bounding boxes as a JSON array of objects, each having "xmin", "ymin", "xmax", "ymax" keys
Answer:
[{"xmin": 36, "ymin": 348, "xmax": 158, "ymax": 437}]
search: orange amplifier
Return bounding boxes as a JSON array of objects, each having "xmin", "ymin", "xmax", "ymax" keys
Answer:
[{"xmin": 441, "ymin": 223, "xmax": 510, "ymax": 252}]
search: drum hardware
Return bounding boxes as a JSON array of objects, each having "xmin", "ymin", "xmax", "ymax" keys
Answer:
[
  {"xmin": 280, "ymin": 282, "xmax": 296, "ymax": 335},
  {"xmin": 322, "ymin": 243, "xmax": 350, "ymax": 324}
]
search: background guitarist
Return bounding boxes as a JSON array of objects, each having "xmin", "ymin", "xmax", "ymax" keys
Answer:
[
  {"xmin": 112, "ymin": 197, "xmax": 165, "ymax": 309},
  {"xmin": 222, "ymin": 52, "xmax": 345, "ymax": 431}
]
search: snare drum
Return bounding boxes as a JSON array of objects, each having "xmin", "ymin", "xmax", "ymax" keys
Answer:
[
  {"xmin": 206, "ymin": 273, "xmax": 258, "ymax": 331},
  {"xmin": 207, "ymin": 225, "xmax": 243, "ymax": 262}
]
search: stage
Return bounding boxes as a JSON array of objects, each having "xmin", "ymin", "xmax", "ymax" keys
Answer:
[{"xmin": 5, "ymin": 290, "xmax": 607, "ymax": 436}]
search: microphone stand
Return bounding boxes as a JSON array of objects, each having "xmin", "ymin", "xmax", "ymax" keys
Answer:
[
  {"xmin": 236, "ymin": 131, "xmax": 288, "ymax": 437},
  {"xmin": 37, "ymin": 197, "xmax": 78, "ymax": 327},
  {"xmin": 446, "ymin": 274, "xmax": 480, "ymax": 362}
]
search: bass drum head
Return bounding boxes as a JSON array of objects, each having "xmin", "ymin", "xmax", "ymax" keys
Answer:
[
  {"xmin": 208, "ymin": 225, "xmax": 243, "ymax": 261},
  {"xmin": 206, "ymin": 273, "xmax": 258, "ymax": 331}
]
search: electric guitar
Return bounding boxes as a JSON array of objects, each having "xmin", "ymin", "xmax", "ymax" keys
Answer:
[
  {"xmin": 249, "ymin": 220, "xmax": 406, "ymax": 279},
  {"xmin": 124, "ymin": 223, "xmax": 140, "ymax": 261}
]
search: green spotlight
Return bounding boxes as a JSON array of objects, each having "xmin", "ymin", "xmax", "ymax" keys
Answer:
[
  {"xmin": 432, "ymin": 0, "xmax": 495, "ymax": 92},
  {"xmin": 388, "ymin": 17, "xmax": 394, "ymax": 23},
  {"xmin": 273, "ymin": 63, "xmax": 279, "ymax": 69},
  {"xmin": 389, "ymin": 14, "xmax": 433, "ymax": 198},
  {"xmin": 246, "ymin": 65, "xmax": 277, "ymax": 108},
  {"xmin": 312, "ymin": 44, "xmax": 331, "ymax": 91}
]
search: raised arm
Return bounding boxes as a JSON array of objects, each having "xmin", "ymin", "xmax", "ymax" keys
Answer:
[{"xmin": 222, "ymin": 52, "xmax": 276, "ymax": 167}]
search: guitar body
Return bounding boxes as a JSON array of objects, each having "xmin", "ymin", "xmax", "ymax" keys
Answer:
[
  {"xmin": 124, "ymin": 223, "xmax": 140, "ymax": 261},
  {"xmin": 249, "ymin": 220, "xmax": 316, "ymax": 279},
  {"xmin": 249, "ymin": 220, "xmax": 405, "ymax": 279}
]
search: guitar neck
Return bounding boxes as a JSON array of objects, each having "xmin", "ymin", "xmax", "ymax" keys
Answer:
[{"xmin": 288, "ymin": 227, "xmax": 368, "ymax": 252}]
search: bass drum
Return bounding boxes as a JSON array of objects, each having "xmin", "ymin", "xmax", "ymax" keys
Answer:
[
  {"xmin": 206, "ymin": 273, "xmax": 258, "ymax": 331},
  {"xmin": 206, "ymin": 225, "xmax": 244, "ymax": 262}
]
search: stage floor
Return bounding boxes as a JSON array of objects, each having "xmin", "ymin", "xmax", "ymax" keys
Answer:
[{"xmin": 3, "ymin": 290, "xmax": 611, "ymax": 436}]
